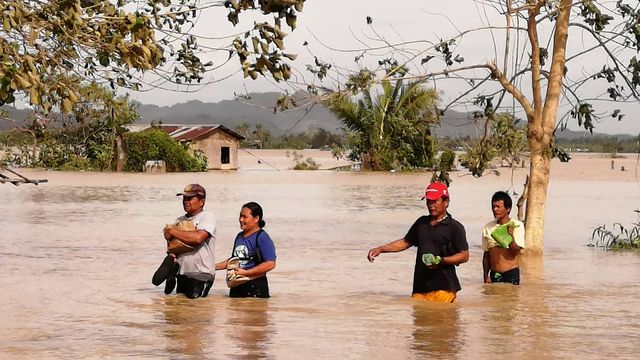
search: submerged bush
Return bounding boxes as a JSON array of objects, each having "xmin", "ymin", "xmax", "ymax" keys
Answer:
[
  {"xmin": 287, "ymin": 150, "xmax": 320, "ymax": 170},
  {"xmin": 589, "ymin": 210, "xmax": 640, "ymax": 250},
  {"xmin": 431, "ymin": 149, "xmax": 456, "ymax": 185},
  {"xmin": 59, "ymin": 155, "xmax": 94, "ymax": 171},
  {"xmin": 124, "ymin": 129, "xmax": 206, "ymax": 172},
  {"xmin": 293, "ymin": 157, "xmax": 320, "ymax": 170}
]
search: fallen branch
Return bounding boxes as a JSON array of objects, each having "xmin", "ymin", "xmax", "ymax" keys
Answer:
[{"xmin": 0, "ymin": 167, "xmax": 48, "ymax": 186}]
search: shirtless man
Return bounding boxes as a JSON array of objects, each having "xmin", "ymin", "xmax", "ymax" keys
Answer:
[{"xmin": 482, "ymin": 191, "xmax": 525, "ymax": 285}]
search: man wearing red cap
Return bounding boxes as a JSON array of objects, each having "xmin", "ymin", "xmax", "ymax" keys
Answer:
[{"xmin": 367, "ymin": 182, "xmax": 469, "ymax": 303}]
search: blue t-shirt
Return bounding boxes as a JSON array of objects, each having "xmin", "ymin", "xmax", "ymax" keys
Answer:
[{"xmin": 232, "ymin": 230, "xmax": 276, "ymax": 270}]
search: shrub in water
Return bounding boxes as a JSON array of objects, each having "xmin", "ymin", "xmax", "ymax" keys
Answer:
[
  {"xmin": 590, "ymin": 210, "xmax": 640, "ymax": 250},
  {"xmin": 124, "ymin": 129, "xmax": 206, "ymax": 172}
]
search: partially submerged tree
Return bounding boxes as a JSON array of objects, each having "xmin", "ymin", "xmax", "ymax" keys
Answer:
[
  {"xmin": 310, "ymin": 1, "xmax": 640, "ymax": 253},
  {"xmin": 459, "ymin": 112, "xmax": 527, "ymax": 175},
  {"xmin": 0, "ymin": 0, "xmax": 306, "ymax": 113},
  {"xmin": 65, "ymin": 82, "xmax": 138, "ymax": 170}
]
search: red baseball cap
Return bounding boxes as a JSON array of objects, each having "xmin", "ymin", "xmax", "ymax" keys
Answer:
[{"xmin": 422, "ymin": 182, "xmax": 449, "ymax": 200}]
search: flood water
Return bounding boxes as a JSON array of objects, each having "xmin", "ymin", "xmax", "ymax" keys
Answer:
[{"xmin": 1, "ymin": 169, "xmax": 639, "ymax": 359}]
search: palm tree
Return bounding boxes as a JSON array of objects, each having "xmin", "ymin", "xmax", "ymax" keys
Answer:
[
  {"xmin": 235, "ymin": 122, "xmax": 251, "ymax": 139},
  {"xmin": 252, "ymin": 124, "xmax": 271, "ymax": 149},
  {"xmin": 325, "ymin": 79, "xmax": 438, "ymax": 170}
]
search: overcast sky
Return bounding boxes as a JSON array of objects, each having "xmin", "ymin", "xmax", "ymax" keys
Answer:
[{"xmin": 128, "ymin": 1, "xmax": 639, "ymax": 135}]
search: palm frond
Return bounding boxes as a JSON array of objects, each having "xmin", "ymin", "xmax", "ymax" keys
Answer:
[{"xmin": 590, "ymin": 212, "xmax": 640, "ymax": 250}]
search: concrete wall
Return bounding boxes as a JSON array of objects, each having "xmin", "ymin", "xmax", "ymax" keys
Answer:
[{"xmin": 189, "ymin": 130, "xmax": 240, "ymax": 170}]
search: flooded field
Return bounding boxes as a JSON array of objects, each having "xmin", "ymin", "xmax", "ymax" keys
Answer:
[{"xmin": 1, "ymin": 154, "xmax": 639, "ymax": 359}]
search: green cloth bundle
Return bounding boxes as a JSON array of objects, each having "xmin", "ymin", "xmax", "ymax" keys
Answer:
[
  {"xmin": 422, "ymin": 253, "xmax": 442, "ymax": 266},
  {"xmin": 490, "ymin": 220, "xmax": 519, "ymax": 248}
]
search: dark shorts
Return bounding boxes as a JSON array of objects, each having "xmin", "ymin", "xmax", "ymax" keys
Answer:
[
  {"xmin": 490, "ymin": 267, "xmax": 520, "ymax": 285},
  {"xmin": 229, "ymin": 276, "xmax": 270, "ymax": 298},
  {"xmin": 176, "ymin": 275, "xmax": 213, "ymax": 299}
]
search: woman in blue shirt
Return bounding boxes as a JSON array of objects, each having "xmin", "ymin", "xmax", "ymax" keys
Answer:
[{"xmin": 216, "ymin": 202, "xmax": 277, "ymax": 298}]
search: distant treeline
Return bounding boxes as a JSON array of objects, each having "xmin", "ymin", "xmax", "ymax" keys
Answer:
[
  {"xmin": 233, "ymin": 123, "xmax": 345, "ymax": 149},
  {"xmin": 438, "ymin": 134, "xmax": 640, "ymax": 154},
  {"xmin": 554, "ymin": 135, "xmax": 639, "ymax": 154}
]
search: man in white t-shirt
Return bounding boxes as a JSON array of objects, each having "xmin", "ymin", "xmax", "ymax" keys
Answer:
[
  {"xmin": 153, "ymin": 184, "xmax": 216, "ymax": 298},
  {"xmin": 482, "ymin": 191, "xmax": 525, "ymax": 285}
]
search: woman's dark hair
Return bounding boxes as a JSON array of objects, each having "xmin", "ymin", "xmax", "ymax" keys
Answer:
[{"xmin": 243, "ymin": 201, "xmax": 266, "ymax": 228}]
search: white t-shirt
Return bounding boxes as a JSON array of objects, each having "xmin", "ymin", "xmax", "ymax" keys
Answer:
[
  {"xmin": 174, "ymin": 210, "xmax": 216, "ymax": 281},
  {"xmin": 482, "ymin": 219, "xmax": 525, "ymax": 251}
]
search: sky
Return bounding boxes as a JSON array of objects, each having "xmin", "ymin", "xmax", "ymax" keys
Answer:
[{"xmin": 126, "ymin": 0, "xmax": 639, "ymax": 136}]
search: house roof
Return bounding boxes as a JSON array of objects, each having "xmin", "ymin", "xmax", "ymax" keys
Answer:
[{"xmin": 130, "ymin": 124, "xmax": 245, "ymax": 141}]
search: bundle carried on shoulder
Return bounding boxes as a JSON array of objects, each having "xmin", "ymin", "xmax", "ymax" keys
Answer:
[
  {"xmin": 490, "ymin": 220, "xmax": 519, "ymax": 248},
  {"xmin": 225, "ymin": 257, "xmax": 251, "ymax": 288},
  {"xmin": 165, "ymin": 220, "xmax": 197, "ymax": 255}
]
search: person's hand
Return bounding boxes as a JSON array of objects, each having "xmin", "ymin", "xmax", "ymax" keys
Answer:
[
  {"xmin": 507, "ymin": 225, "xmax": 514, "ymax": 238},
  {"xmin": 367, "ymin": 248, "xmax": 381, "ymax": 262},
  {"xmin": 426, "ymin": 256, "xmax": 444, "ymax": 270},
  {"xmin": 234, "ymin": 268, "xmax": 248, "ymax": 276},
  {"xmin": 164, "ymin": 227, "xmax": 173, "ymax": 240},
  {"xmin": 484, "ymin": 275, "xmax": 491, "ymax": 284}
]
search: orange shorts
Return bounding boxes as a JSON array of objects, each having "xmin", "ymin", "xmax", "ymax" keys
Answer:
[{"xmin": 412, "ymin": 290, "xmax": 457, "ymax": 303}]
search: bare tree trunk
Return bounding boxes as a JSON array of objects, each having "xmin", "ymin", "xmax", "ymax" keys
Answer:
[
  {"xmin": 524, "ymin": 142, "xmax": 550, "ymax": 255},
  {"xmin": 114, "ymin": 133, "xmax": 125, "ymax": 172},
  {"xmin": 523, "ymin": 0, "xmax": 573, "ymax": 255}
]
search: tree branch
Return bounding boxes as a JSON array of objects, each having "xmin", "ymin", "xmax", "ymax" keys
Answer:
[
  {"xmin": 568, "ymin": 22, "xmax": 640, "ymax": 100},
  {"xmin": 504, "ymin": 0, "xmax": 513, "ymax": 76},
  {"xmin": 486, "ymin": 62, "xmax": 534, "ymax": 119},
  {"xmin": 527, "ymin": 1, "xmax": 545, "ymax": 122},
  {"xmin": 541, "ymin": 0, "xmax": 573, "ymax": 132}
]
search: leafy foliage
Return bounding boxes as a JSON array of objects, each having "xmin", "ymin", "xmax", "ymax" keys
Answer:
[
  {"xmin": 491, "ymin": 114, "xmax": 528, "ymax": 167},
  {"xmin": 0, "ymin": 82, "xmax": 206, "ymax": 172},
  {"xmin": 123, "ymin": 129, "xmax": 206, "ymax": 172},
  {"xmin": 458, "ymin": 113, "xmax": 528, "ymax": 176},
  {"xmin": 0, "ymin": 0, "xmax": 305, "ymax": 113},
  {"xmin": 459, "ymin": 137, "xmax": 495, "ymax": 177},
  {"xmin": 233, "ymin": 0, "xmax": 305, "ymax": 82},
  {"xmin": 590, "ymin": 210, "xmax": 640, "ymax": 250},
  {"xmin": 325, "ymin": 79, "xmax": 438, "ymax": 171},
  {"xmin": 1, "ymin": 83, "xmax": 137, "ymax": 170}
]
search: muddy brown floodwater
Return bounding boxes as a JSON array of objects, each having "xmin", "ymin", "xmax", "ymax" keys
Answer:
[{"xmin": 1, "ymin": 160, "xmax": 639, "ymax": 359}]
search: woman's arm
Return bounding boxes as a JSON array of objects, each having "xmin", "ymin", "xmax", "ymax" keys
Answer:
[{"xmin": 235, "ymin": 260, "xmax": 276, "ymax": 279}]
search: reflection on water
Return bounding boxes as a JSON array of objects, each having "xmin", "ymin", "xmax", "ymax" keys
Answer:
[
  {"xmin": 328, "ymin": 184, "xmax": 422, "ymax": 212},
  {"xmin": 412, "ymin": 303, "xmax": 463, "ymax": 357},
  {"xmin": 159, "ymin": 297, "xmax": 215, "ymax": 357},
  {"xmin": 225, "ymin": 300, "xmax": 273, "ymax": 359},
  {"xmin": 1, "ymin": 171, "xmax": 639, "ymax": 359}
]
